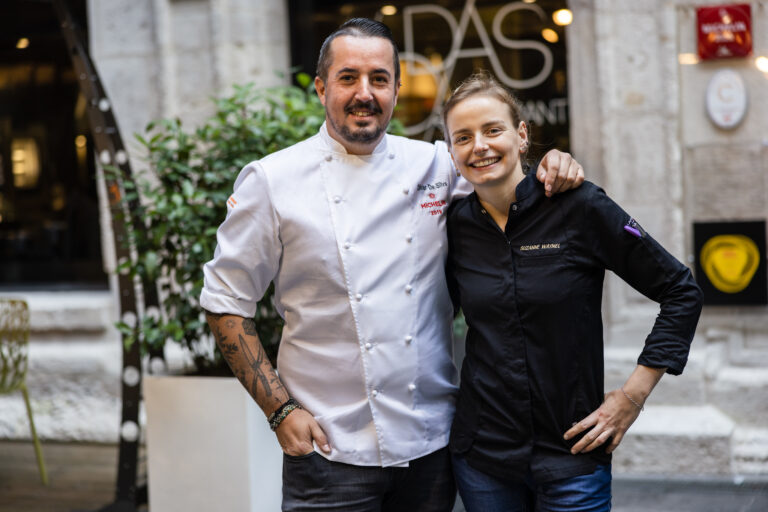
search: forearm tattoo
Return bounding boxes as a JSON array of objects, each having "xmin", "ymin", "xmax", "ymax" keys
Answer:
[
  {"xmin": 206, "ymin": 312, "xmax": 287, "ymax": 412},
  {"xmin": 242, "ymin": 318, "xmax": 259, "ymax": 336},
  {"xmin": 238, "ymin": 333, "xmax": 273, "ymax": 400}
]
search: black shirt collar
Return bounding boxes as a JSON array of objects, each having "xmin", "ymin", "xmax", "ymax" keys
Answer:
[
  {"xmin": 468, "ymin": 171, "xmax": 544, "ymax": 217},
  {"xmin": 514, "ymin": 171, "xmax": 542, "ymax": 204}
]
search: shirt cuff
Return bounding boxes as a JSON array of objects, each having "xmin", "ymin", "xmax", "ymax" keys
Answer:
[
  {"xmin": 199, "ymin": 288, "xmax": 257, "ymax": 318},
  {"xmin": 637, "ymin": 352, "xmax": 687, "ymax": 376}
]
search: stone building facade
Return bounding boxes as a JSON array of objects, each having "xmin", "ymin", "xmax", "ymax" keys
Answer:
[
  {"xmin": 1, "ymin": 0, "xmax": 766, "ymax": 478},
  {"xmin": 568, "ymin": 0, "xmax": 768, "ymax": 476}
]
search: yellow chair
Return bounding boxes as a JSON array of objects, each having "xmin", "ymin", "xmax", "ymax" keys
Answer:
[{"xmin": 0, "ymin": 298, "xmax": 48, "ymax": 485}]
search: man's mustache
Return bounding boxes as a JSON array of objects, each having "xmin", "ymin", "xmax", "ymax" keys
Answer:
[{"xmin": 345, "ymin": 101, "xmax": 382, "ymax": 114}]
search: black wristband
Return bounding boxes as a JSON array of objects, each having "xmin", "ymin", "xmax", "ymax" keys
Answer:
[{"xmin": 268, "ymin": 398, "xmax": 302, "ymax": 431}]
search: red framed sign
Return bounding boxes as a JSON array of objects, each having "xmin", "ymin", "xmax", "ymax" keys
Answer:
[{"xmin": 697, "ymin": 4, "xmax": 752, "ymax": 60}]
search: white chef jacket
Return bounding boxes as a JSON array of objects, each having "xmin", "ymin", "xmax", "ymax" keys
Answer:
[{"xmin": 200, "ymin": 123, "xmax": 472, "ymax": 467}]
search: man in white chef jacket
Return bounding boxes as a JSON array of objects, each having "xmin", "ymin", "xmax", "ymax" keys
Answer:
[{"xmin": 200, "ymin": 18, "xmax": 584, "ymax": 511}]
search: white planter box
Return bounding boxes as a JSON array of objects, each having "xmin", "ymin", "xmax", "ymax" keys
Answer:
[{"xmin": 144, "ymin": 376, "xmax": 283, "ymax": 511}]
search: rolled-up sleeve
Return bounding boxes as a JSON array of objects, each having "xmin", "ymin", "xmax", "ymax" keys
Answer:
[
  {"xmin": 199, "ymin": 162, "xmax": 281, "ymax": 318},
  {"xmin": 584, "ymin": 186, "xmax": 704, "ymax": 375}
]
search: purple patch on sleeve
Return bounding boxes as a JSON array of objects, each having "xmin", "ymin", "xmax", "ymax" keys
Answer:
[{"xmin": 624, "ymin": 225, "xmax": 642, "ymax": 238}]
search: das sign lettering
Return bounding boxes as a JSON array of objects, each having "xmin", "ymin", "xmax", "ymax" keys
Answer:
[{"xmin": 400, "ymin": 0, "xmax": 555, "ymax": 135}]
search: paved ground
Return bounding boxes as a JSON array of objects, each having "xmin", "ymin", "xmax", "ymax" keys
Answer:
[
  {"xmin": 0, "ymin": 441, "xmax": 146, "ymax": 512},
  {"xmin": 1, "ymin": 441, "xmax": 766, "ymax": 511},
  {"xmin": 611, "ymin": 475, "xmax": 768, "ymax": 512},
  {"xmin": 451, "ymin": 474, "xmax": 768, "ymax": 512}
]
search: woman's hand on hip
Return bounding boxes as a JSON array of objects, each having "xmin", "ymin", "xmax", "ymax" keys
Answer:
[{"xmin": 563, "ymin": 389, "xmax": 641, "ymax": 455}]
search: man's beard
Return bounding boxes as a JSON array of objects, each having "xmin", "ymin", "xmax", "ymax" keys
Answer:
[
  {"xmin": 338, "ymin": 123, "xmax": 384, "ymax": 143},
  {"xmin": 331, "ymin": 100, "xmax": 387, "ymax": 144}
]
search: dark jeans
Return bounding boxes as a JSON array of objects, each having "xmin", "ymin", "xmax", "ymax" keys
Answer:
[
  {"xmin": 452, "ymin": 453, "xmax": 611, "ymax": 512},
  {"xmin": 282, "ymin": 447, "xmax": 456, "ymax": 511}
]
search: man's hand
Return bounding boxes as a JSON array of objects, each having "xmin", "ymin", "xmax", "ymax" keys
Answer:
[
  {"xmin": 205, "ymin": 311, "xmax": 332, "ymax": 456},
  {"xmin": 563, "ymin": 389, "xmax": 641, "ymax": 455},
  {"xmin": 536, "ymin": 150, "xmax": 584, "ymax": 197},
  {"xmin": 275, "ymin": 408, "xmax": 331, "ymax": 456}
]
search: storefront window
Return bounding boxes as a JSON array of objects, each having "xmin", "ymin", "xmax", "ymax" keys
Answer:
[
  {"xmin": 0, "ymin": 0, "xmax": 106, "ymax": 288},
  {"xmin": 288, "ymin": 0, "xmax": 570, "ymax": 158}
]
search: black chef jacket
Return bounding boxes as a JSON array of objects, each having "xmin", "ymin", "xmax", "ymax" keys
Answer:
[{"xmin": 446, "ymin": 173, "xmax": 703, "ymax": 483}]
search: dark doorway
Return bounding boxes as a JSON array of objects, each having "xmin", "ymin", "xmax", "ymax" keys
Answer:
[{"xmin": 0, "ymin": 0, "xmax": 106, "ymax": 289}]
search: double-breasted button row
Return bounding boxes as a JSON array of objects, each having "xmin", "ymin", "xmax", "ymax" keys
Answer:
[{"xmin": 369, "ymin": 383, "xmax": 417, "ymax": 398}]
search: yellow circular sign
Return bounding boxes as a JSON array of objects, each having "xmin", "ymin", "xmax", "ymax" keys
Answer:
[{"xmin": 700, "ymin": 234, "xmax": 760, "ymax": 293}]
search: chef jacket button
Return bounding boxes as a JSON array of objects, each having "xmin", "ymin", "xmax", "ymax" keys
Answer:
[
  {"xmin": 343, "ymin": 241, "xmax": 351, "ymax": 250},
  {"xmin": 408, "ymin": 383, "xmax": 416, "ymax": 392},
  {"xmin": 405, "ymin": 335, "xmax": 413, "ymax": 344},
  {"xmin": 325, "ymin": 155, "xmax": 332, "ymax": 162},
  {"xmin": 388, "ymin": 153, "xmax": 395, "ymax": 159},
  {"xmin": 512, "ymin": 204, "xmax": 518, "ymax": 211},
  {"xmin": 406, "ymin": 234, "xmax": 413, "ymax": 243},
  {"xmin": 402, "ymin": 188, "xmax": 409, "ymax": 195},
  {"xmin": 355, "ymin": 293, "xmax": 363, "ymax": 301},
  {"xmin": 334, "ymin": 196, "xmax": 342, "ymax": 204},
  {"xmin": 365, "ymin": 342, "xmax": 373, "ymax": 350},
  {"xmin": 405, "ymin": 284, "xmax": 413, "ymax": 294},
  {"xmin": 371, "ymin": 389, "xmax": 379, "ymax": 397}
]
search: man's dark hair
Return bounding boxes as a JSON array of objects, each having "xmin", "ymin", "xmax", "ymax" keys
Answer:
[{"xmin": 316, "ymin": 18, "xmax": 400, "ymax": 84}]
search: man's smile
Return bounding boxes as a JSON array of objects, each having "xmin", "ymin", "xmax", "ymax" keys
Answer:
[{"xmin": 345, "ymin": 102, "xmax": 382, "ymax": 119}]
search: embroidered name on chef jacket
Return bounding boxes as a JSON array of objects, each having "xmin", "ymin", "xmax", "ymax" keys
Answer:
[
  {"xmin": 417, "ymin": 181, "xmax": 448, "ymax": 191},
  {"xmin": 418, "ymin": 181, "xmax": 449, "ymax": 216},
  {"xmin": 520, "ymin": 243, "xmax": 561, "ymax": 251}
]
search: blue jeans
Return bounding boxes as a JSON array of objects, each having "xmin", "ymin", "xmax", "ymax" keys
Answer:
[
  {"xmin": 453, "ymin": 453, "xmax": 611, "ymax": 512},
  {"xmin": 282, "ymin": 447, "xmax": 456, "ymax": 511}
]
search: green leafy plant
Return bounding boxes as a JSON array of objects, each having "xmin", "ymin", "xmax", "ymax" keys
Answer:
[{"xmin": 112, "ymin": 74, "xmax": 403, "ymax": 374}]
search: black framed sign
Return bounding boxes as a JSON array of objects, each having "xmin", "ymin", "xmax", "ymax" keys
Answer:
[{"xmin": 693, "ymin": 221, "xmax": 767, "ymax": 305}]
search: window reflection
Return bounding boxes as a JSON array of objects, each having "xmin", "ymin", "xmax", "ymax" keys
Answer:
[{"xmin": 11, "ymin": 138, "xmax": 40, "ymax": 189}]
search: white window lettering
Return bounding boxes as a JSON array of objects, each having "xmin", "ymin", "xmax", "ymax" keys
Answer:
[
  {"xmin": 522, "ymin": 99, "xmax": 569, "ymax": 127},
  {"xmin": 400, "ymin": 1, "xmax": 558, "ymax": 137}
]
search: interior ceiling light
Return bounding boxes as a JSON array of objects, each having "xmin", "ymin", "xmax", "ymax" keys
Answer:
[
  {"xmin": 553, "ymin": 9, "xmax": 573, "ymax": 26},
  {"xmin": 16, "ymin": 38, "xmax": 30, "ymax": 49},
  {"xmin": 380, "ymin": 5, "xmax": 397, "ymax": 16},
  {"xmin": 541, "ymin": 28, "xmax": 559, "ymax": 44}
]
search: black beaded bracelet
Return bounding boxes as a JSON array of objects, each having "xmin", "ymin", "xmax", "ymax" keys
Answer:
[{"xmin": 268, "ymin": 398, "xmax": 302, "ymax": 431}]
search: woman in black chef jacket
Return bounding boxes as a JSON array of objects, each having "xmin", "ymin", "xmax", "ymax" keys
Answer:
[{"xmin": 443, "ymin": 72, "xmax": 703, "ymax": 512}]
